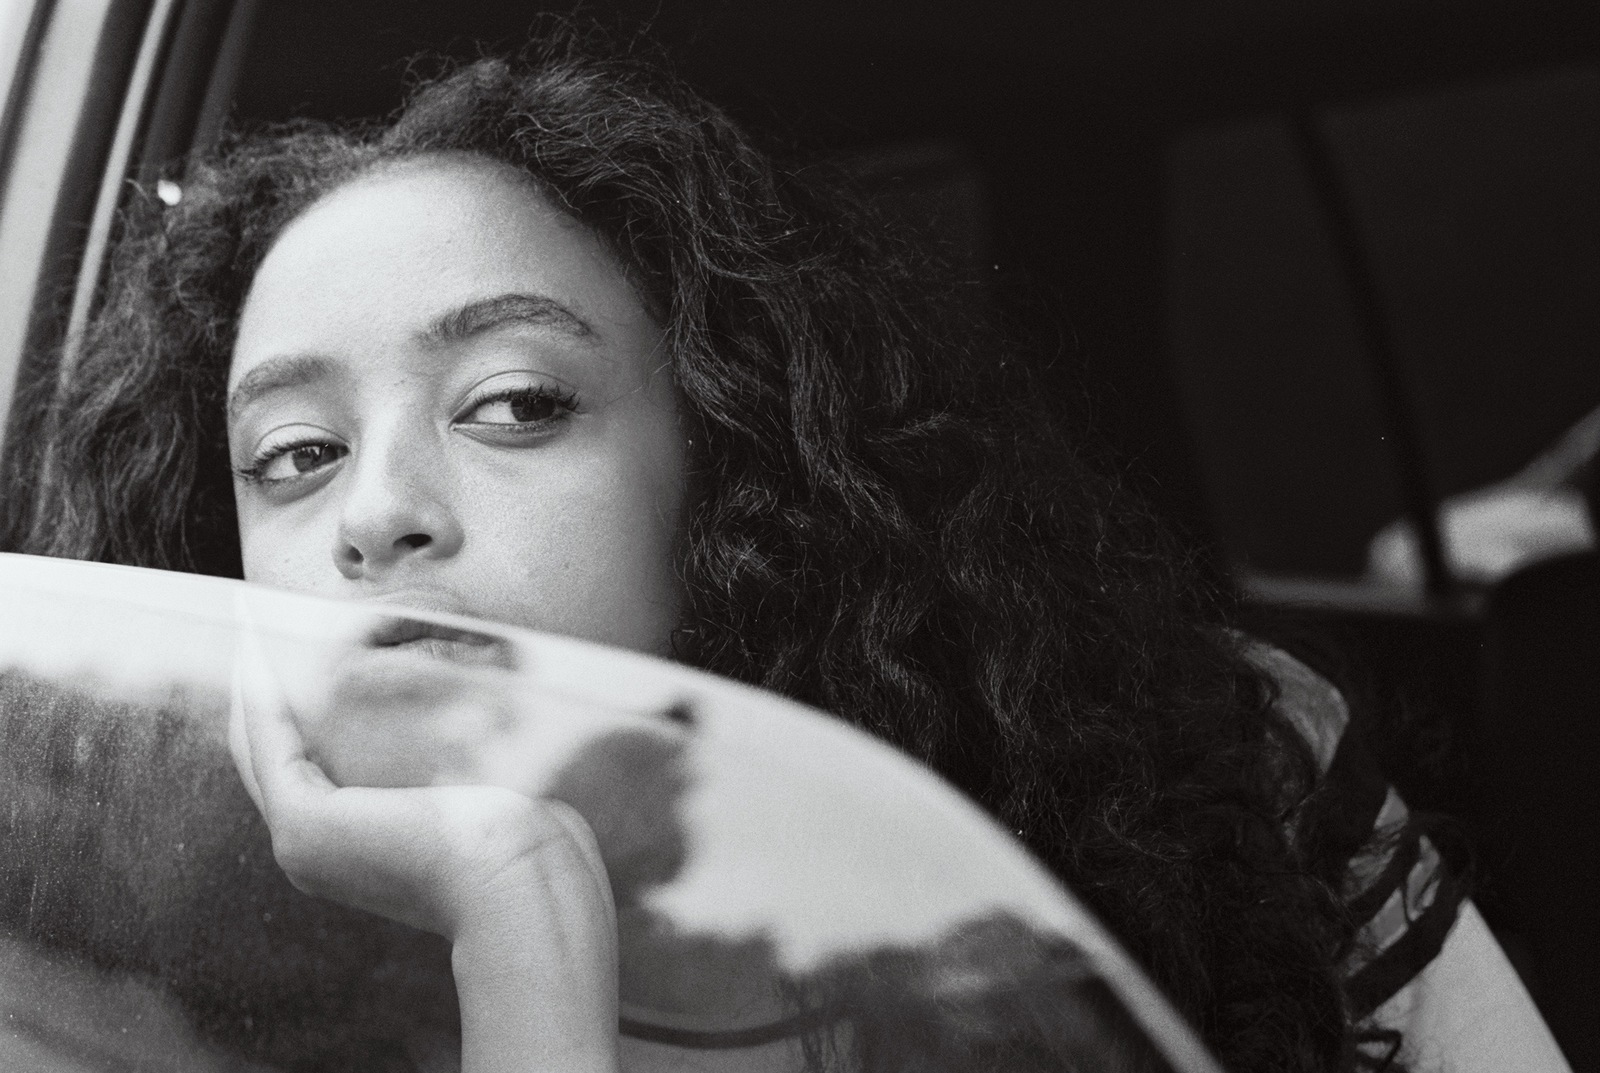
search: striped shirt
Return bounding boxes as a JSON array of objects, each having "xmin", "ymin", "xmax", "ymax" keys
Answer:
[{"xmin": 1246, "ymin": 642, "xmax": 1569, "ymax": 1072}]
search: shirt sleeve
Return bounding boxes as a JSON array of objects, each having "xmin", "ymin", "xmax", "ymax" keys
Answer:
[{"xmin": 1240, "ymin": 641, "xmax": 1570, "ymax": 1072}]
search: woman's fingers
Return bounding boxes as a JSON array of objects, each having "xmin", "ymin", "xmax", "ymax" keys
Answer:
[
  {"xmin": 227, "ymin": 632, "xmax": 271, "ymax": 814},
  {"xmin": 261, "ymin": 781, "xmax": 567, "ymax": 937},
  {"xmin": 230, "ymin": 624, "xmax": 331, "ymax": 826},
  {"xmin": 542, "ymin": 797, "xmax": 610, "ymax": 890}
]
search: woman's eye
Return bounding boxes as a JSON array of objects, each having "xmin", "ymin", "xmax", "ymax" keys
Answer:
[
  {"xmin": 240, "ymin": 440, "xmax": 347, "ymax": 484},
  {"xmin": 459, "ymin": 387, "xmax": 577, "ymax": 426},
  {"xmin": 280, "ymin": 443, "xmax": 344, "ymax": 475}
]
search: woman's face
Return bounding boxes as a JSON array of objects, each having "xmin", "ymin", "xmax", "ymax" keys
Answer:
[{"xmin": 227, "ymin": 155, "xmax": 687, "ymax": 654}]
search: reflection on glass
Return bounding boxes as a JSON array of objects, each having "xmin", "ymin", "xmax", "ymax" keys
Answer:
[{"xmin": 0, "ymin": 552, "xmax": 1216, "ymax": 1073}]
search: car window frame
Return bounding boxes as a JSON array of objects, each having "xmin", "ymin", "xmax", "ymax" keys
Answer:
[{"xmin": 0, "ymin": 0, "xmax": 254, "ymax": 480}]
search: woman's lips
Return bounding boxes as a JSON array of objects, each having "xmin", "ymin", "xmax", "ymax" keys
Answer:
[{"xmin": 362, "ymin": 615, "xmax": 517, "ymax": 669}]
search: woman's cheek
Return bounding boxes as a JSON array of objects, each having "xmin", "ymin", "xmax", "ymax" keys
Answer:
[
  {"xmin": 237, "ymin": 508, "xmax": 337, "ymax": 593},
  {"xmin": 474, "ymin": 480, "xmax": 681, "ymax": 653}
]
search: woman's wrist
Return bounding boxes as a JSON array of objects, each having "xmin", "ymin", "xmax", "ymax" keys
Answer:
[
  {"xmin": 452, "ymin": 897, "xmax": 621, "ymax": 1073},
  {"xmin": 448, "ymin": 814, "xmax": 620, "ymax": 1073}
]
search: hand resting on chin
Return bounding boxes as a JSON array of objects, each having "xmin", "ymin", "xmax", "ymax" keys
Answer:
[{"xmin": 229, "ymin": 640, "xmax": 622, "ymax": 1073}]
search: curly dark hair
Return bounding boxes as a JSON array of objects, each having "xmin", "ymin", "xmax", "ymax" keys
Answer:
[{"xmin": 2, "ymin": 36, "xmax": 1361, "ymax": 1073}]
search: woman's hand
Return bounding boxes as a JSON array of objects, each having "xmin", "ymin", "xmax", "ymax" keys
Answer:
[{"xmin": 230, "ymin": 643, "xmax": 621, "ymax": 1073}]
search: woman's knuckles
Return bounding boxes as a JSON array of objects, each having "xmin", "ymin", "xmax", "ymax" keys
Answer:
[
  {"xmin": 261, "ymin": 784, "xmax": 602, "ymax": 938},
  {"xmin": 437, "ymin": 791, "xmax": 583, "ymax": 882}
]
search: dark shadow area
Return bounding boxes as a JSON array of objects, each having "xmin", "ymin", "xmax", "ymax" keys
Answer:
[
  {"xmin": 207, "ymin": 0, "xmax": 1600, "ymax": 564},
  {"xmin": 1476, "ymin": 553, "xmax": 1600, "ymax": 1072}
]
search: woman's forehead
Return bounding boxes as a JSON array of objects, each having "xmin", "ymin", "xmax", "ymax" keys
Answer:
[
  {"xmin": 228, "ymin": 156, "xmax": 656, "ymax": 391},
  {"xmin": 246, "ymin": 156, "xmax": 570, "ymax": 305}
]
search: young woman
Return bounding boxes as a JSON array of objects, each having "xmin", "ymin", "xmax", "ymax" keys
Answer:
[{"xmin": 1, "ymin": 37, "xmax": 1563, "ymax": 1073}]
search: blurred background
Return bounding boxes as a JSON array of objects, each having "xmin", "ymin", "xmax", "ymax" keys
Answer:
[
  {"xmin": 1, "ymin": 0, "xmax": 1597, "ymax": 1067},
  {"xmin": 221, "ymin": 1, "xmax": 1600, "ymax": 582}
]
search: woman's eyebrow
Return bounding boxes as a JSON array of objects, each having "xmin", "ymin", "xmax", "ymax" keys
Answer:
[
  {"xmin": 227, "ymin": 354, "xmax": 334, "ymax": 420},
  {"xmin": 420, "ymin": 292, "xmax": 593, "ymax": 344}
]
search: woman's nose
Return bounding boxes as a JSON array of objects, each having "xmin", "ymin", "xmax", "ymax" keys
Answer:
[{"xmin": 332, "ymin": 436, "xmax": 464, "ymax": 580}]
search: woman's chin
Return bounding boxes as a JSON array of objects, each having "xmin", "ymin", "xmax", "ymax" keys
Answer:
[{"xmin": 306, "ymin": 647, "xmax": 522, "ymax": 789}]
